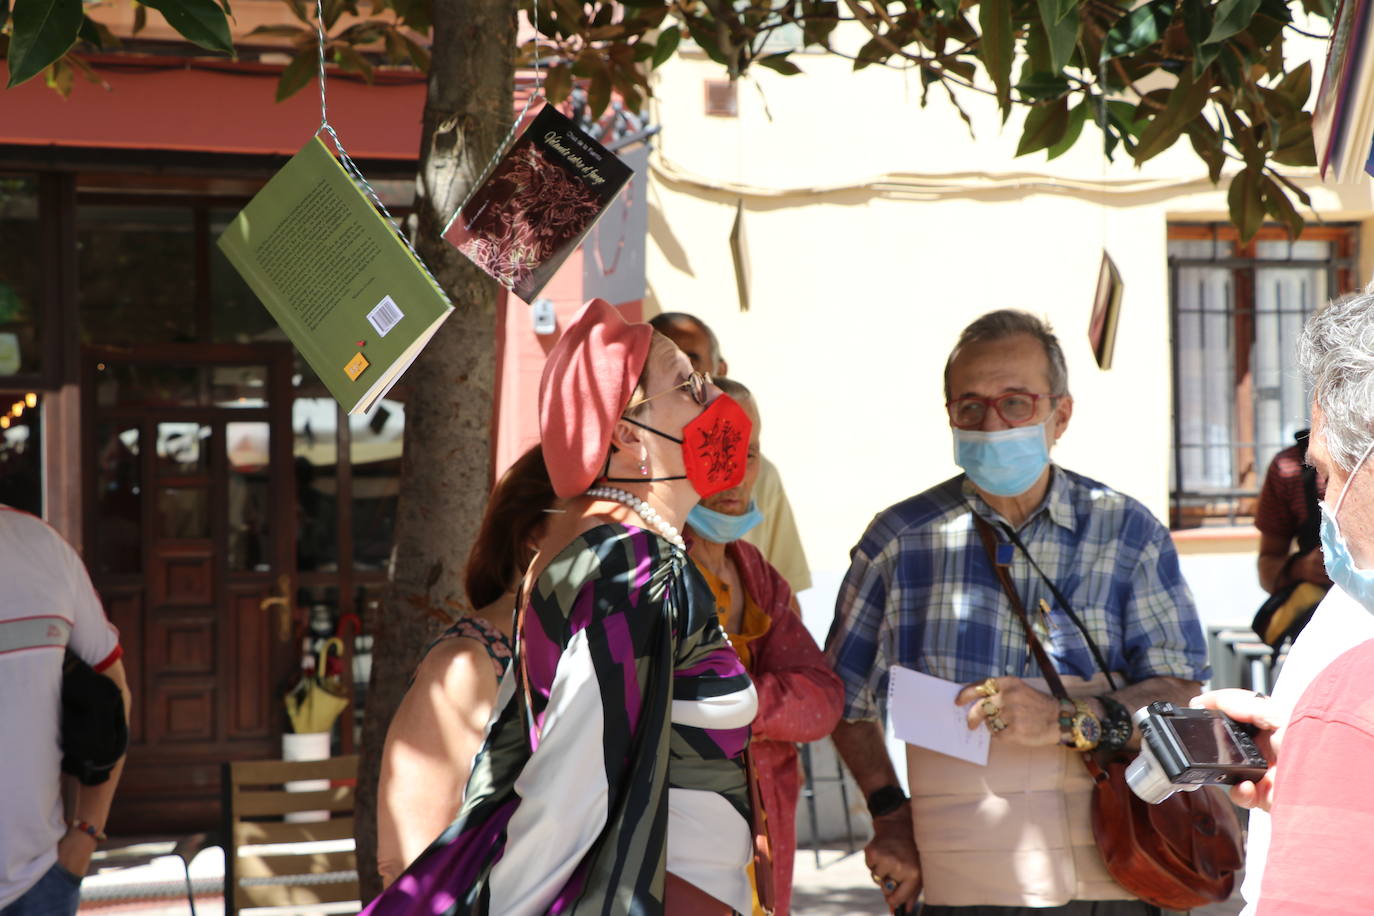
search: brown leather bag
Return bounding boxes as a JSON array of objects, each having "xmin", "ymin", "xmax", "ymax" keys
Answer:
[{"xmin": 973, "ymin": 516, "xmax": 1244, "ymax": 910}]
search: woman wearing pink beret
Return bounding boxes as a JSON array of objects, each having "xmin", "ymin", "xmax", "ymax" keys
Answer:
[{"xmin": 364, "ymin": 299, "xmax": 761, "ymax": 916}]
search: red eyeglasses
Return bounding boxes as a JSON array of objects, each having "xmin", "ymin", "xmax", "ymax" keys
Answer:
[{"xmin": 946, "ymin": 392, "xmax": 1058, "ymax": 430}]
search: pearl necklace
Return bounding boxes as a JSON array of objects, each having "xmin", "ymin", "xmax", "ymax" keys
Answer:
[{"xmin": 585, "ymin": 486, "xmax": 686, "ymax": 551}]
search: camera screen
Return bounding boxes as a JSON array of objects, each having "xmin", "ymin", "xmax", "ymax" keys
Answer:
[{"xmin": 1170, "ymin": 715, "xmax": 1246, "ymax": 766}]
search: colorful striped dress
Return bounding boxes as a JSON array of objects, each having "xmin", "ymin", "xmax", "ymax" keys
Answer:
[{"xmin": 364, "ymin": 523, "xmax": 757, "ymax": 916}]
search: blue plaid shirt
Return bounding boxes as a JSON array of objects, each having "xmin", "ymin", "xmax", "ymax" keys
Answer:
[{"xmin": 826, "ymin": 467, "xmax": 1209, "ymax": 721}]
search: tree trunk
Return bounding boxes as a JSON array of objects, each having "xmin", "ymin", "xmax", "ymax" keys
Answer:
[{"xmin": 354, "ymin": 0, "xmax": 516, "ymax": 902}]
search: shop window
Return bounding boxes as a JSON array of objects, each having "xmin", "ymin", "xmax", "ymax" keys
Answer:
[
  {"xmin": 1168, "ymin": 223, "xmax": 1359, "ymax": 529},
  {"xmin": 78, "ymin": 205, "xmax": 197, "ymax": 344},
  {"xmin": 0, "ymin": 176, "xmax": 44, "ymax": 379},
  {"xmin": 0, "ymin": 392, "xmax": 42, "ymax": 515}
]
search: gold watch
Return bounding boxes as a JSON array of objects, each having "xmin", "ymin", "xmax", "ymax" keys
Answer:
[{"xmin": 1058, "ymin": 698, "xmax": 1102, "ymax": 751}]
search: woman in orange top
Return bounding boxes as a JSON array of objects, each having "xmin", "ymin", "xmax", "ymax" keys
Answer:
[{"xmin": 684, "ymin": 377, "xmax": 845, "ymax": 915}]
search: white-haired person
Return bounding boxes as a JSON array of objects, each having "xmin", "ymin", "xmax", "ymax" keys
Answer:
[{"xmin": 1197, "ymin": 287, "xmax": 1374, "ymax": 913}]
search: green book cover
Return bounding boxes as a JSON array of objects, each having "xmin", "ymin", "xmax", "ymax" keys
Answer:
[{"xmin": 217, "ymin": 136, "xmax": 454, "ymax": 414}]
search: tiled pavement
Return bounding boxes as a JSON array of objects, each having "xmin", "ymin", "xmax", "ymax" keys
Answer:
[{"xmin": 75, "ymin": 845, "xmax": 1245, "ymax": 916}]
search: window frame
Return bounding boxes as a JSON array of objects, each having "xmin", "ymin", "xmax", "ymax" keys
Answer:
[{"xmin": 1167, "ymin": 221, "xmax": 1360, "ymax": 530}]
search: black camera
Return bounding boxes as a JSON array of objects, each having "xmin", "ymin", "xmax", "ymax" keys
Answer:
[{"xmin": 1125, "ymin": 701, "xmax": 1268, "ymax": 804}]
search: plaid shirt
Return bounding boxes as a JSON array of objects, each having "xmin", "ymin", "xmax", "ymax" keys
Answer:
[{"xmin": 826, "ymin": 467, "xmax": 1210, "ymax": 720}]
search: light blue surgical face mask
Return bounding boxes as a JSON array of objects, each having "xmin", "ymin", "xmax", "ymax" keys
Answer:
[
  {"xmin": 688, "ymin": 500, "xmax": 765, "ymax": 544},
  {"xmin": 1319, "ymin": 439, "xmax": 1374, "ymax": 612},
  {"xmin": 953, "ymin": 422, "xmax": 1051, "ymax": 498}
]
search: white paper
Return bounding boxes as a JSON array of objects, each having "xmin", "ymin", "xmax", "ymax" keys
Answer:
[{"xmin": 887, "ymin": 665, "xmax": 990, "ymax": 766}]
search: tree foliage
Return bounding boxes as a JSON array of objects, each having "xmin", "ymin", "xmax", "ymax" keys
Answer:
[{"xmin": 2, "ymin": 0, "xmax": 1332, "ymax": 238}]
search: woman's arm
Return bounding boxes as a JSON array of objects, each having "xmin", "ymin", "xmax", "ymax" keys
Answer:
[
  {"xmin": 376, "ymin": 639, "xmax": 501, "ymax": 887},
  {"xmin": 750, "ymin": 597, "xmax": 844, "ymax": 743}
]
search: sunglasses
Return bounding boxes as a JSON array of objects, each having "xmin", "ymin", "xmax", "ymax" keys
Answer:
[{"xmin": 625, "ymin": 370, "xmax": 713, "ymax": 410}]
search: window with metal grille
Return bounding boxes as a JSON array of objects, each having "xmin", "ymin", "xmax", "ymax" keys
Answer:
[{"xmin": 1168, "ymin": 223, "xmax": 1359, "ymax": 529}]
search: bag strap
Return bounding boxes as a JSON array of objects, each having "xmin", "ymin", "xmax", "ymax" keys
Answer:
[{"xmin": 972, "ymin": 514, "xmax": 1110, "ymax": 782}]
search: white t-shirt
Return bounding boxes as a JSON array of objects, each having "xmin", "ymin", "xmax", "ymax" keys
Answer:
[
  {"xmin": 1239, "ymin": 584, "xmax": 1374, "ymax": 915},
  {"xmin": 0, "ymin": 508, "xmax": 120, "ymax": 908}
]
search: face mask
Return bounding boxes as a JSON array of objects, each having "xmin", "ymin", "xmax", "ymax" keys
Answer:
[
  {"xmin": 613, "ymin": 393, "xmax": 752, "ymax": 498},
  {"xmin": 1319, "ymin": 439, "xmax": 1374, "ymax": 611},
  {"xmin": 688, "ymin": 500, "xmax": 765, "ymax": 543},
  {"xmin": 953, "ymin": 423, "xmax": 1050, "ymax": 498}
]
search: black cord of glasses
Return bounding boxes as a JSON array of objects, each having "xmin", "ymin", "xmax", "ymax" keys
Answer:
[{"xmin": 994, "ymin": 520, "xmax": 1120, "ymax": 693}]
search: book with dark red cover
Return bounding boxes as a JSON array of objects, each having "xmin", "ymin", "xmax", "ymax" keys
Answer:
[{"xmin": 445, "ymin": 105, "xmax": 633, "ymax": 303}]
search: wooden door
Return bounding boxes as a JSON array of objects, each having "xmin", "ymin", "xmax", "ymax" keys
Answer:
[{"xmin": 84, "ymin": 344, "xmax": 298, "ymax": 834}]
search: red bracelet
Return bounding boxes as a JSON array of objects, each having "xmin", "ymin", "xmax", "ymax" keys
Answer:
[{"xmin": 70, "ymin": 820, "xmax": 106, "ymax": 842}]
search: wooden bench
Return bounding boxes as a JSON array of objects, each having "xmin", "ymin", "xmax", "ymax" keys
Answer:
[{"xmin": 222, "ymin": 755, "xmax": 360, "ymax": 915}]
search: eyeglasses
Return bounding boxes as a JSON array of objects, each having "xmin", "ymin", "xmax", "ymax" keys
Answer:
[
  {"xmin": 946, "ymin": 392, "xmax": 1058, "ymax": 430},
  {"xmin": 626, "ymin": 370, "xmax": 713, "ymax": 410}
]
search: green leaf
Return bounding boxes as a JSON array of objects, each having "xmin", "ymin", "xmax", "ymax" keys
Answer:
[
  {"xmin": 587, "ymin": 68, "xmax": 611, "ymax": 119},
  {"xmin": 684, "ymin": 15, "xmax": 725, "ymax": 65},
  {"xmin": 1186, "ymin": 119, "xmax": 1226, "ymax": 183},
  {"xmin": 0, "ymin": 0, "xmax": 10, "ymax": 31},
  {"xmin": 1182, "ymin": 0, "xmax": 1210, "ymax": 46},
  {"xmin": 652, "ymin": 25, "xmax": 681, "ymax": 68},
  {"xmin": 1046, "ymin": 101, "xmax": 1087, "ymax": 159},
  {"xmin": 1227, "ymin": 167, "xmax": 1264, "ymax": 241},
  {"xmin": 1133, "ymin": 69, "xmax": 1213, "ymax": 164},
  {"xmin": 247, "ymin": 23, "xmax": 307, "ymax": 37},
  {"xmin": 802, "ymin": 1, "xmax": 838, "ymax": 45},
  {"xmin": 1205, "ymin": 0, "xmax": 1263, "ymax": 44},
  {"xmin": 275, "ymin": 48, "xmax": 316, "ymax": 101},
  {"xmin": 1258, "ymin": 174, "xmax": 1303, "ymax": 237},
  {"xmin": 132, "ymin": 1, "xmax": 147, "ymax": 32},
  {"xmin": 139, "ymin": 0, "xmax": 233, "ymax": 53},
  {"xmin": 1017, "ymin": 97, "xmax": 1070, "ymax": 156},
  {"xmin": 1102, "ymin": 0, "xmax": 1170, "ymax": 60},
  {"xmin": 333, "ymin": 44, "xmax": 374, "ymax": 82},
  {"xmin": 543, "ymin": 62, "xmax": 572, "ymax": 103},
  {"xmin": 400, "ymin": 33, "xmax": 429, "ymax": 70},
  {"xmin": 78, "ymin": 14, "xmax": 120, "ymax": 47},
  {"xmin": 978, "ymin": 0, "xmax": 1014, "ymax": 118},
  {"xmin": 6, "ymin": 0, "xmax": 83, "ymax": 88},
  {"xmin": 1035, "ymin": 0, "xmax": 1078, "ymax": 72},
  {"xmin": 1276, "ymin": 60, "xmax": 1312, "ymax": 108},
  {"xmin": 1272, "ymin": 115, "xmax": 1317, "ymax": 166},
  {"xmin": 1015, "ymin": 70, "xmax": 1071, "ymax": 101},
  {"xmin": 755, "ymin": 52, "xmax": 801, "ymax": 75},
  {"xmin": 934, "ymin": 0, "xmax": 960, "ymax": 17}
]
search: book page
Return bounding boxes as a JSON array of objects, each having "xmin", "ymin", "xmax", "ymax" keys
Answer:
[{"xmin": 887, "ymin": 666, "xmax": 990, "ymax": 766}]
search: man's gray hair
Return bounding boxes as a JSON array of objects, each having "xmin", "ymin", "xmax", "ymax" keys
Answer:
[
  {"xmin": 1298, "ymin": 286, "xmax": 1374, "ymax": 473},
  {"xmin": 943, "ymin": 310, "xmax": 1070, "ymax": 400}
]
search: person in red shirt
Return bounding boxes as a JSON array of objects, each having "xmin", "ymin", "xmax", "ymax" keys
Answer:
[{"xmin": 1197, "ymin": 289, "xmax": 1374, "ymax": 914}]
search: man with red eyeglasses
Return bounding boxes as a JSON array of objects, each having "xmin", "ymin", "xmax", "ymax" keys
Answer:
[{"xmin": 825, "ymin": 309, "xmax": 1208, "ymax": 916}]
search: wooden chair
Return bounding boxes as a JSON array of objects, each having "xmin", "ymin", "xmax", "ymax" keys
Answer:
[{"xmin": 222, "ymin": 754, "xmax": 361, "ymax": 915}]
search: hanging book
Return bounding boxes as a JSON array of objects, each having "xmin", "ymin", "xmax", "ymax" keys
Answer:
[
  {"xmin": 446, "ymin": 105, "xmax": 633, "ymax": 303},
  {"xmin": 1089, "ymin": 251, "xmax": 1123, "ymax": 370},
  {"xmin": 217, "ymin": 137, "xmax": 454, "ymax": 415}
]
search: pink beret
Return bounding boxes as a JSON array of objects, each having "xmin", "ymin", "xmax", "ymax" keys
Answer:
[{"xmin": 539, "ymin": 299, "xmax": 654, "ymax": 498}]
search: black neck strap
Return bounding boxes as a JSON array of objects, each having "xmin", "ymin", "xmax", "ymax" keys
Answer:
[{"xmin": 621, "ymin": 415, "xmax": 684, "ymax": 444}]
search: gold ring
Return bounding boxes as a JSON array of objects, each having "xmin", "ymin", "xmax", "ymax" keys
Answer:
[
  {"xmin": 975, "ymin": 677, "xmax": 999, "ymax": 698},
  {"xmin": 988, "ymin": 716, "xmax": 1008, "ymax": 732},
  {"xmin": 883, "ymin": 878, "xmax": 898, "ymax": 893},
  {"xmin": 981, "ymin": 698, "xmax": 1000, "ymax": 717},
  {"xmin": 871, "ymin": 872, "xmax": 884, "ymax": 886}
]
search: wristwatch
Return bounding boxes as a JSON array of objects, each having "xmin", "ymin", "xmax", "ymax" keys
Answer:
[
  {"xmin": 866, "ymin": 784, "xmax": 909, "ymax": 818},
  {"xmin": 1058, "ymin": 698, "xmax": 1102, "ymax": 751}
]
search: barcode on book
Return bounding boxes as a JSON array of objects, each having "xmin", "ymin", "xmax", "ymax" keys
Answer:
[{"xmin": 367, "ymin": 296, "xmax": 404, "ymax": 337}]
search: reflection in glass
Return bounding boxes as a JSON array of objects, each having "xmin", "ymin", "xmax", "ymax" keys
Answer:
[
  {"xmin": 95, "ymin": 423, "xmax": 141, "ymax": 574},
  {"xmin": 158, "ymin": 486, "xmax": 210, "ymax": 539},
  {"xmin": 0, "ymin": 176, "xmax": 43, "ymax": 376},
  {"xmin": 294, "ymin": 397, "xmax": 339, "ymax": 571},
  {"xmin": 96, "ymin": 363, "xmax": 204, "ymax": 408},
  {"xmin": 210, "ymin": 208, "xmax": 280, "ymax": 344},
  {"xmin": 78, "ymin": 205, "xmax": 196, "ymax": 345},
  {"xmin": 156, "ymin": 422, "xmax": 210, "ymax": 476},
  {"xmin": 0, "ymin": 398, "xmax": 41, "ymax": 514},
  {"xmin": 352, "ymin": 399, "xmax": 404, "ymax": 569},
  {"xmin": 211, "ymin": 365, "xmax": 269, "ymax": 408},
  {"xmin": 227, "ymin": 422, "xmax": 272, "ymax": 572}
]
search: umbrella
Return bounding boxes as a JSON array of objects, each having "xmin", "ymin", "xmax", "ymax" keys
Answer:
[{"xmin": 284, "ymin": 638, "xmax": 350, "ymax": 734}]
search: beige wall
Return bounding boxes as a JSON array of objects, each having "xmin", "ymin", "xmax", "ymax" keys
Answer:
[{"xmin": 645, "ymin": 39, "xmax": 1374, "ymax": 625}]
